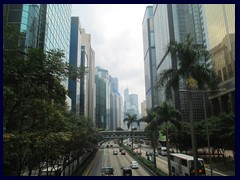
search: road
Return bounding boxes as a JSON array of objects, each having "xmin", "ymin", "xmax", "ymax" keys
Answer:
[
  {"xmin": 139, "ymin": 144, "xmax": 229, "ymax": 176},
  {"xmin": 82, "ymin": 143, "xmax": 153, "ymax": 176}
]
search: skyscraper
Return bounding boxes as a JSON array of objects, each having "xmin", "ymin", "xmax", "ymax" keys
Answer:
[
  {"xmin": 81, "ymin": 29, "xmax": 96, "ymax": 122},
  {"xmin": 3, "ymin": 4, "xmax": 41, "ymax": 49},
  {"xmin": 143, "ymin": 4, "xmax": 212, "ymax": 121},
  {"xmin": 4, "ymin": 4, "xmax": 72, "ymax": 108},
  {"xmin": 110, "ymin": 77, "xmax": 122, "ymax": 131},
  {"xmin": 142, "ymin": 6, "xmax": 159, "ymax": 110},
  {"xmin": 202, "ymin": 4, "xmax": 235, "ymax": 115},
  {"xmin": 123, "ymin": 88, "xmax": 140, "ymax": 130},
  {"xmin": 69, "ymin": 17, "xmax": 81, "ymax": 114},
  {"xmin": 95, "ymin": 67, "xmax": 110, "ymax": 130}
]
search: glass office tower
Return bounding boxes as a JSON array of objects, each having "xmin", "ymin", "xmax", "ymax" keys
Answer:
[
  {"xmin": 146, "ymin": 4, "xmax": 211, "ymax": 121},
  {"xmin": 69, "ymin": 17, "xmax": 82, "ymax": 115},
  {"xmin": 4, "ymin": 4, "xmax": 72, "ymax": 107},
  {"xmin": 142, "ymin": 6, "xmax": 159, "ymax": 110},
  {"xmin": 202, "ymin": 4, "xmax": 235, "ymax": 115},
  {"xmin": 4, "ymin": 4, "xmax": 41, "ymax": 49},
  {"xmin": 42, "ymin": 4, "xmax": 72, "ymax": 89}
]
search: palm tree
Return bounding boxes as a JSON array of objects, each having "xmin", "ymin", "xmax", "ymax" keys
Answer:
[
  {"xmin": 158, "ymin": 35, "xmax": 219, "ymax": 175},
  {"xmin": 123, "ymin": 114, "xmax": 139, "ymax": 151},
  {"xmin": 144, "ymin": 119, "xmax": 159, "ymax": 169},
  {"xmin": 142, "ymin": 109, "xmax": 159, "ymax": 169},
  {"xmin": 154, "ymin": 102, "xmax": 181, "ymax": 176}
]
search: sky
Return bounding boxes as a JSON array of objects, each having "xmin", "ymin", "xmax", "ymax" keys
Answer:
[{"xmin": 71, "ymin": 4, "xmax": 150, "ymax": 114}]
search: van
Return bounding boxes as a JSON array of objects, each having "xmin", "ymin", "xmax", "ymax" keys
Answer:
[{"xmin": 159, "ymin": 147, "xmax": 167, "ymax": 156}]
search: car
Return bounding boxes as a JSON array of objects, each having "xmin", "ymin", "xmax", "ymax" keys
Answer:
[
  {"xmin": 101, "ymin": 167, "xmax": 114, "ymax": 176},
  {"xmin": 121, "ymin": 150, "xmax": 126, "ymax": 155},
  {"xmin": 122, "ymin": 166, "xmax": 132, "ymax": 176},
  {"xmin": 113, "ymin": 150, "xmax": 118, "ymax": 155},
  {"xmin": 119, "ymin": 147, "xmax": 124, "ymax": 152},
  {"xmin": 130, "ymin": 161, "xmax": 139, "ymax": 169}
]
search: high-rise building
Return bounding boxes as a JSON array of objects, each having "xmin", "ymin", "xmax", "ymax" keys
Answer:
[
  {"xmin": 202, "ymin": 4, "xmax": 235, "ymax": 115},
  {"xmin": 3, "ymin": 4, "xmax": 41, "ymax": 49},
  {"xmin": 142, "ymin": 6, "xmax": 159, "ymax": 110},
  {"xmin": 143, "ymin": 4, "xmax": 212, "ymax": 121},
  {"xmin": 69, "ymin": 17, "xmax": 81, "ymax": 115},
  {"xmin": 95, "ymin": 67, "xmax": 110, "ymax": 130},
  {"xmin": 123, "ymin": 88, "xmax": 140, "ymax": 130},
  {"xmin": 110, "ymin": 77, "xmax": 122, "ymax": 131},
  {"xmin": 40, "ymin": 5, "xmax": 72, "ymax": 89},
  {"xmin": 81, "ymin": 29, "xmax": 96, "ymax": 122},
  {"xmin": 4, "ymin": 4, "xmax": 72, "ymax": 108},
  {"xmin": 141, "ymin": 100, "xmax": 147, "ymax": 117}
]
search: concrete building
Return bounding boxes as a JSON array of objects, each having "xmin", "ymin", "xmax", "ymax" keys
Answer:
[{"xmin": 81, "ymin": 29, "xmax": 96, "ymax": 121}]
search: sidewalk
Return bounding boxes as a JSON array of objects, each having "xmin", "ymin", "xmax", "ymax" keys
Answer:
[{"xmin": 205, "ymin": 159, "xmax": 235, "ymax": 176}]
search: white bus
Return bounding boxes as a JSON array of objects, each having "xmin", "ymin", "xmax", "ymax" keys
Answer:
[{"xmin": 170, "ymin": 153, "xmax": 206, "ymax": 176}]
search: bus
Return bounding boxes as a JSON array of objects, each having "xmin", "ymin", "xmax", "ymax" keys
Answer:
[{"xmin": 170, "ymin": 153, "xmax": 206, "ymax": 176}]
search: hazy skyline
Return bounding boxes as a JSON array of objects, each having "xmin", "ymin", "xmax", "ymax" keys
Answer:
[{"xmin": 71, "ymin": 4, "xmax": 150, "ymax": 114}]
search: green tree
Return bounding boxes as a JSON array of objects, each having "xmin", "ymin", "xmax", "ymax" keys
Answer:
[
  {"xmin": 154, "ymin": 102, "xmax": 181, "ymax": 176},
  {"xmin": 141, "ymin": 108, "xmax": 159, "ymax": 169},
  {"xmin": 123, "ymin": 114, "xmax": 139, "ymax": 151},
  {"xmin": 158, "ymin": 35, "xmax": 219, "ymax": 175}
]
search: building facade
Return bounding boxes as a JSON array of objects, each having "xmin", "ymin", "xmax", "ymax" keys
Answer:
[
  {"xmin": 110, "ymin": 77, "xmax": 122, "ymax": 131},
  {"xmin": 202, "ymin": 4, "xmax": 235, "ymax": 115},
  {"xmin": 123, "ymin": 88, "xmax": 140, "ymax": 130},
  {"xmin": 81, "ymin": 29, "xmax": 96, "ymax": 122},
  {"xmin": 4, "ymin": 4, "xmax": 72, "ymax": 108},
  {"xmin": 142, "ymin": 6, "xmax": 159, "ymax": 110},
  {"xmin": 68, "ymin": 17, "xmax": 81, "ymax": 115},
  {"xmin": 95, "ymin": 67, "xmax": 110, "ymax": 130},
  {"xmin": 143, "ymin": 4, "xmax": 213, "ymax": 121}
]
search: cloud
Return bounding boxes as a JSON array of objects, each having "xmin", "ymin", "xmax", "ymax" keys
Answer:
[{"xmin": 71, "ymin": 4, "xmax": 149, "ymax": 113}]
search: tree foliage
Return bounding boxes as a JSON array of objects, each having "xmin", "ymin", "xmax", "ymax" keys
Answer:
[{"xmin": 3, "ymin": 22, "xmax": 100, "ymax": 176}]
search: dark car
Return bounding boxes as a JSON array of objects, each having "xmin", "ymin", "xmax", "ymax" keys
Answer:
[
  {"xmin": 122, "ymin": 166, "xmax": 132, "ymax": 176},
  {"xmin": 101, "ymin": 167, "xmax": 114, "ymax": 176},
  {"xmin": 121, "ymin": 150, "xmax": 126, "ymax": 155}
]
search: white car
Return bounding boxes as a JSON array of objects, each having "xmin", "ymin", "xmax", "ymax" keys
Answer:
[{"xmin": 130, "ymin": 161, "xmax": 139, "ymax": 169}]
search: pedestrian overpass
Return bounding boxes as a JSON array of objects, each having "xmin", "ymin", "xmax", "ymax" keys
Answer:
[{"xmin": 99, "ymin": 130, "xmax": 147, "ymax": 140}]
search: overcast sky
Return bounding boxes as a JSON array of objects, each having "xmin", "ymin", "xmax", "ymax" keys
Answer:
[{"xmin": 72, "ymin": 4, "xmax": 149, "ymax": 114}]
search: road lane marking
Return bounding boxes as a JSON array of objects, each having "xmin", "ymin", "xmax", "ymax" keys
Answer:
[{"xmin": 83, "ymin": 151, "xmax": 98, "ymax": 176}]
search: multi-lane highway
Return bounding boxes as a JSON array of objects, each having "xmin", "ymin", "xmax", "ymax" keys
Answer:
[
  {"xmin": 82, "ymin": 143, "xmax": 153, "ymax": 176},
  {"xmin": 82, "ymin": 141, "xmax": 229, "ymax": 176}
]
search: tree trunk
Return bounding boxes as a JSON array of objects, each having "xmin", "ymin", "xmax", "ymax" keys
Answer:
[
  {"xmin": 166, "ymin": 128, "xmax": 172, "ymax": 176},
  {"xmin": 188, "ymin": 91, "xmax": 199, "ymax": 176},
  {"xmin": 153, "ymin": 133, "xmax": 157, "ymax": 169}
]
